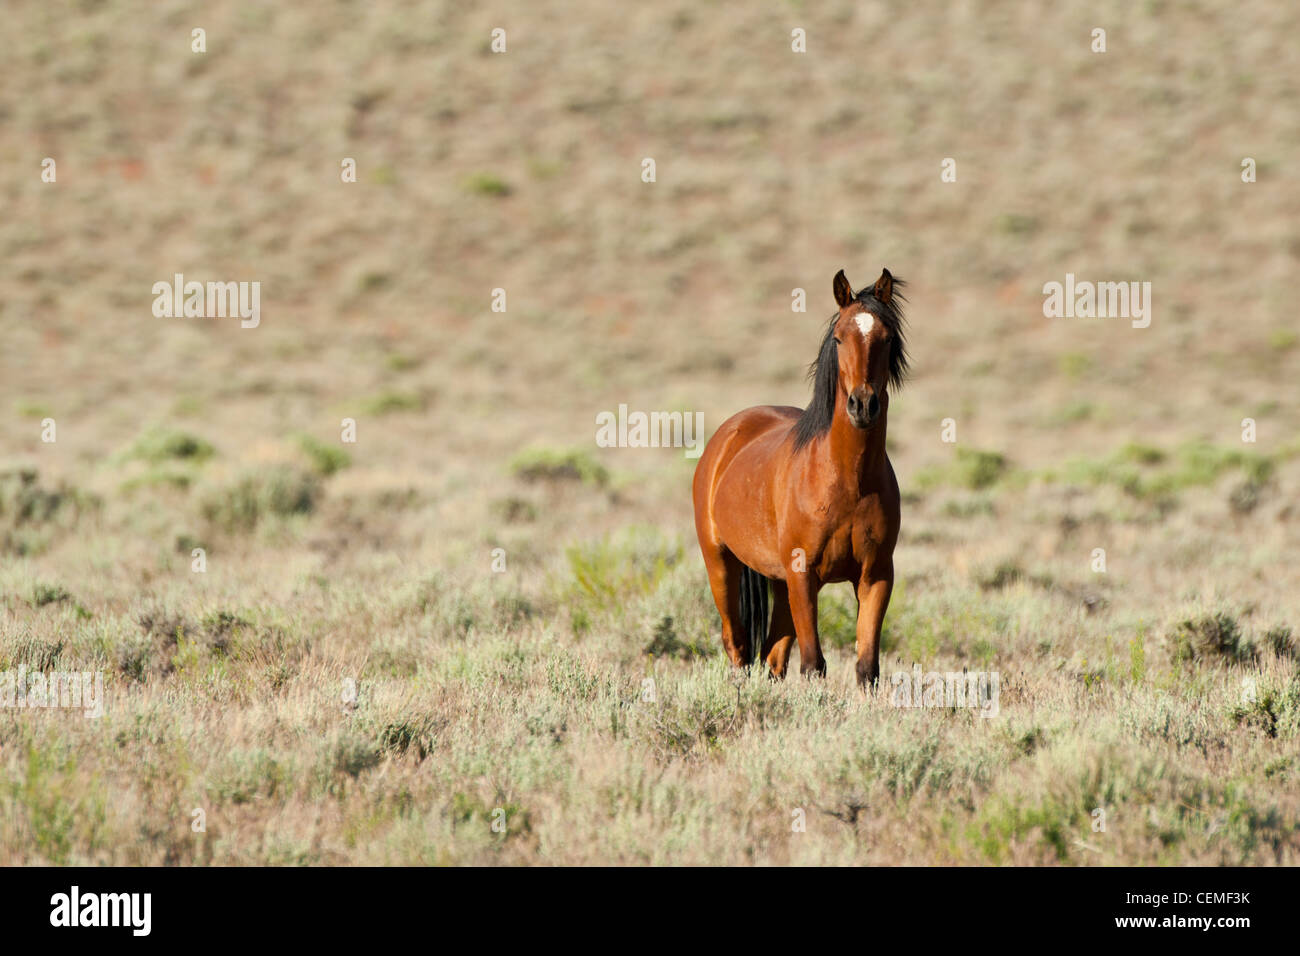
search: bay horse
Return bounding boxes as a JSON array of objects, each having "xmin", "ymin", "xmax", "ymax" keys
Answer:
[{"xmin": 692, "ymin": 268, "xmax": 907, "ymax": 690}]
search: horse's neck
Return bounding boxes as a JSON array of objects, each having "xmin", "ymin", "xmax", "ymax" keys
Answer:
[{"xmin": 826, "ymin": 411, "xmax": 889, "ymax": 491}]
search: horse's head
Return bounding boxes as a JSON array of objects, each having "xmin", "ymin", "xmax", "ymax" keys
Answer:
[{"xmin": 831, "ymin": 268, "xmax": 908, "ymax": 430}]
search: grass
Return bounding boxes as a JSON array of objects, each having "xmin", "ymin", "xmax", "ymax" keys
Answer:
[{"xmin": 1, "ymin": 551, "xmax": 1297, "ymax": 863}]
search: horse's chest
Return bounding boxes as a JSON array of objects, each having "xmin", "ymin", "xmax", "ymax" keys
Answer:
[{"xmin": 809, "ymin": 502, "xmax": 888, "ymax": 581}]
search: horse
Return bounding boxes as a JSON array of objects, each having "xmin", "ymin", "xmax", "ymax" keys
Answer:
[{"xmin": 692, "ymin": 267, "xmax": 908, "ymax": 690}]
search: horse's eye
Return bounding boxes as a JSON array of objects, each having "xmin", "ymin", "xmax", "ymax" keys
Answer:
[{"xmin": 833, "ymin": 337, "xmax": 842, "ymax": 345}]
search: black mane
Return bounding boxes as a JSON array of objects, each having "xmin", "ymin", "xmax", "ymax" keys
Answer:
[{"xmin": 791, "ymin": 281, "xmax": 908, "ymax": 451}]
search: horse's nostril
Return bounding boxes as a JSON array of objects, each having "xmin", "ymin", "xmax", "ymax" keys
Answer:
[
  {"xmin": 867, "ymin": 394, "xmax": 880, "ymax": 418},
  {"xmin": 847, "ymin": 394, "xmax": 861, "ymax": 416}
]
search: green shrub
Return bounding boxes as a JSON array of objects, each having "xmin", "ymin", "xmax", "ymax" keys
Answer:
[
  {"xmin": 295, "ymin": 433, "xmax": 351, "ymax": 476},
  {"xmin": 511, "ymin": 447, "xmax": 609, "ymax": 487},
  {"xmin": 1228, "ymin": 680, "xmax": 1300, "ymax": 738},
  {"xmin": 359, "ymin": 390, "xmax": 426, "ymax": 416},
  {"xmin": 0, "ymin": 467, "xmax": 96, "ymax": 556},
  {"xmin": 201, "ymin": 466, "xmax": 321, "ymax": 532},
  {"xmin": 463, "ymin": 172, "xmax": 512, "ymax": 197},
  {"xmin": 1171, "ymin": 612, "xmax": 1253, "ymax": 664},
  {"xmin": 643, "ymin": 615, "xmax": 709, "ymax": 659},
  {"xmin": 126, "ymin": 427, "xmax": 215, "ymax": 464},
  {"xmin": 559, "ymin": 528, "xmax": 680, "ymax": 629},
  {"xmin": 916, "ymin": 449, "xmax": 1009, "ymax": 492}
]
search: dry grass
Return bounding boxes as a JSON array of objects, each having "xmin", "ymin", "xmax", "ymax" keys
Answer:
[{"xmin": 1, "ymin": 0, "xmax": 1298, "ymax": 864}]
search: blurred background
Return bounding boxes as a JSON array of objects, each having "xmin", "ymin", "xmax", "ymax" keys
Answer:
[
  {"xmin": 5, "ymin": 2, "xmax": 1298, "ymax": 518},
  {"xmin": 4, "ymin": 1, "xmax": 1299, "ymax": 542}
]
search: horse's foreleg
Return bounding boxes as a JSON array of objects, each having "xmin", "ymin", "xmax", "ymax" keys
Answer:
[
  {"xmin": 855, "ymin": 561, "xmax": 893, "ymax": 691},
  {"xmin": 787, "ymin": 573, "xmax": 826, "ymax": 677}
]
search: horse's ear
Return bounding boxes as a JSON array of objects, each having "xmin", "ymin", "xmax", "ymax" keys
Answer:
[
  {"xmin": 833, "ymin": 270, "xmax": 855, "ymax": 309},
  {"xmin": 872, "ymin": 268, "xmax": 894, "ymax": 305}
]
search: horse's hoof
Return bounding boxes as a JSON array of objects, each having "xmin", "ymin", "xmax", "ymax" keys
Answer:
[{"xmin": 856, "ymin": 659, "xmax": 879, "ymax": 691}]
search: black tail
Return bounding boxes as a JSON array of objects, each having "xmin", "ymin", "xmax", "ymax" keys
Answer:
[{"xmin": 738, "ymin": 565, "xmax": 770, "ymax": 665}]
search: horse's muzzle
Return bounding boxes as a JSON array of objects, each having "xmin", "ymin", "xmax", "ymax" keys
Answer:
[{"xmin": 847, "ymin": 388, "xmax": 881, "ymax": 429}]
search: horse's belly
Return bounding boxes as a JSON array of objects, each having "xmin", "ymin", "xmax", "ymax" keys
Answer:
[{"xmin": 713, "ymin": 468, "xmax": 785, "ymax": 576}]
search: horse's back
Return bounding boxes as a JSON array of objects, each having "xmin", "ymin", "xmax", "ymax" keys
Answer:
[
  {"xmin": 713, "ymin": 404, "xmax": 800, "ymax": 453},
  {"xmin": 695, "ymin": 405, "xmax": 799, "ymax": 490}
]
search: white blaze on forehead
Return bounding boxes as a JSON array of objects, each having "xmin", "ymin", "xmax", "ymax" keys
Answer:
[{"xmin": 853, "ymin": 310, "xmax": 876, "ymax": 338}]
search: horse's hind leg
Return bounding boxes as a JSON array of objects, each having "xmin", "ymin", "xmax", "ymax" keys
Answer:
[
  {"xmin": 761, "ymin": 580, "xmax": 796, "ymax": 679},
  {"xmin": 702, "ymin": 546, "xmax": 749, "ymax": 666}
]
